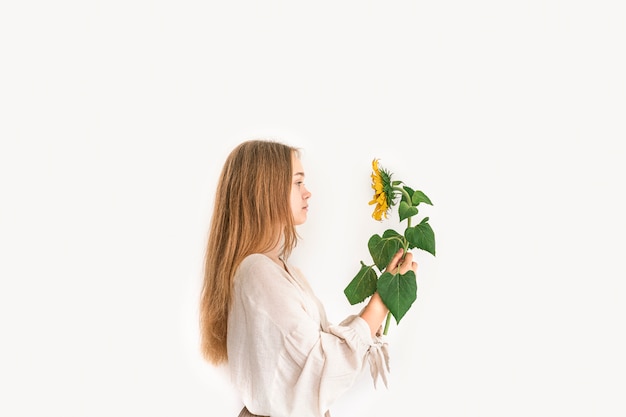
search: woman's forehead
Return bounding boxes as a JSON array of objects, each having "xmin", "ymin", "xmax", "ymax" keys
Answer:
[{"xmin": 291, "ymin": 154, "xmax": 305, "ymax": 176}]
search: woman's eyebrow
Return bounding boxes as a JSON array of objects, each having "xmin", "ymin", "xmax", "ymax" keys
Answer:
[{"xmin": 293, "ymin": 172, "xmax": 305, "ymax": 177}]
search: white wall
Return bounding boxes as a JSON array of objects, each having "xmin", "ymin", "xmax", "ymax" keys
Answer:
[{"xmin": 1, "ymin": 1, "xmax": 625, "ymax": 416}]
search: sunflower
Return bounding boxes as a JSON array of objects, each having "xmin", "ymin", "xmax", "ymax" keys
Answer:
[{"xmin": 368, "ymin": 159, "xmax": 395, "ymax": 220}]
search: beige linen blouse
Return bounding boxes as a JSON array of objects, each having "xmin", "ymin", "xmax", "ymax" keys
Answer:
[{"xmin": 227, "ymin": 254, "xmax": 390, "ymax": 417}]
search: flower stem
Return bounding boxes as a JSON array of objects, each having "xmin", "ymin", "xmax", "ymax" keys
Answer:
[
  {"xmin": 383, "ymin": 311, "xmax": 392, "ymax": 335},
  {"xmin": 394, "ymin": 186, "xmax": 412, "ymax": 205}
]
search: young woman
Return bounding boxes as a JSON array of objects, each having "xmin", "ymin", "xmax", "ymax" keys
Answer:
[{"xmin": 199, "ymin": 139, "xmax": 417, "ymax": 417}]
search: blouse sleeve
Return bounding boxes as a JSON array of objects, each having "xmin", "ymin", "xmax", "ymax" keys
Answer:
[{"xmin": 227, "ymin": 255, "xmax": 390, "ymax": 417}]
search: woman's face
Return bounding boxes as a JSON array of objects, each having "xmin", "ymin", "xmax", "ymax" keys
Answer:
[{"xmin": 290, "ymin": 153, "xmax": 311, "ymax": 226}]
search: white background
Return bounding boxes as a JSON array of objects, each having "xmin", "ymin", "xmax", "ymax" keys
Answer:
[{"xmin": 1, "ymin": 1, "xmax": 625, "ymax": 416}]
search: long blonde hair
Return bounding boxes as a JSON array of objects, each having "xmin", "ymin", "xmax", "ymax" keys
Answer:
[{"xmin": 199, "ymin": 139, "xmax": 300, "ymax": 364}]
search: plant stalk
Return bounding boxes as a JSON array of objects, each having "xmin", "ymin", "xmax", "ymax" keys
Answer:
[
  {"xmin": 394, "ymin": 186, "xmax": 412, "ymax": 205},
  {"xmin": 383, "ymin": 311, "xmax": 392, "ymax": 335}
]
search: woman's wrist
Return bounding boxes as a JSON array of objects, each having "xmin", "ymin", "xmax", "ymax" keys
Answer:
[{"xmin": 360, "ymin": 292, "xmax": 389, "ymax": 336}]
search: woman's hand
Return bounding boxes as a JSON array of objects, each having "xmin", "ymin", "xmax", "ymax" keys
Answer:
[{"xmin": 386, "ymin": 248, "xmax": 418, "ymax": 276}]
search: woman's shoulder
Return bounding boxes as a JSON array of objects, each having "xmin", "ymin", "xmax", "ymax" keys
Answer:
[
  {"xmin": 235, "ymin": 254, "xmax": 280, "ymax": 285},
  {"xmin": 238, "ymin": 253, "xmax": 274, "ymax": 271},
  {"xmin": 234, "ymin": 254, "xmax": 302, "ymax": 299}
]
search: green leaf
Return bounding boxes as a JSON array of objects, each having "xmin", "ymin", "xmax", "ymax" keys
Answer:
[
  {"xmin": 399, "ymin": 201, "xmax": 418, "ymax": 222},
  {"xmin": 344, "ymin": 262, "xmax": 378, "ymax": 305},
  {"xmin": 412, "ymin": 190, "xmax": 433, "ymax": 206},
  {"xmin": 368, "ymin": 231, "xmax": 402, "ymax": 271},
  {"xmin": 377, "ymin": 270, "xmax": 417, "ymax": 324},
  {"xmin": 382, "ymin": 229, "xmax": 402, "ymax": 239},
  {"xmin": 405, "ymin": 220, "xmax": 436, "ymax": 256}
]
